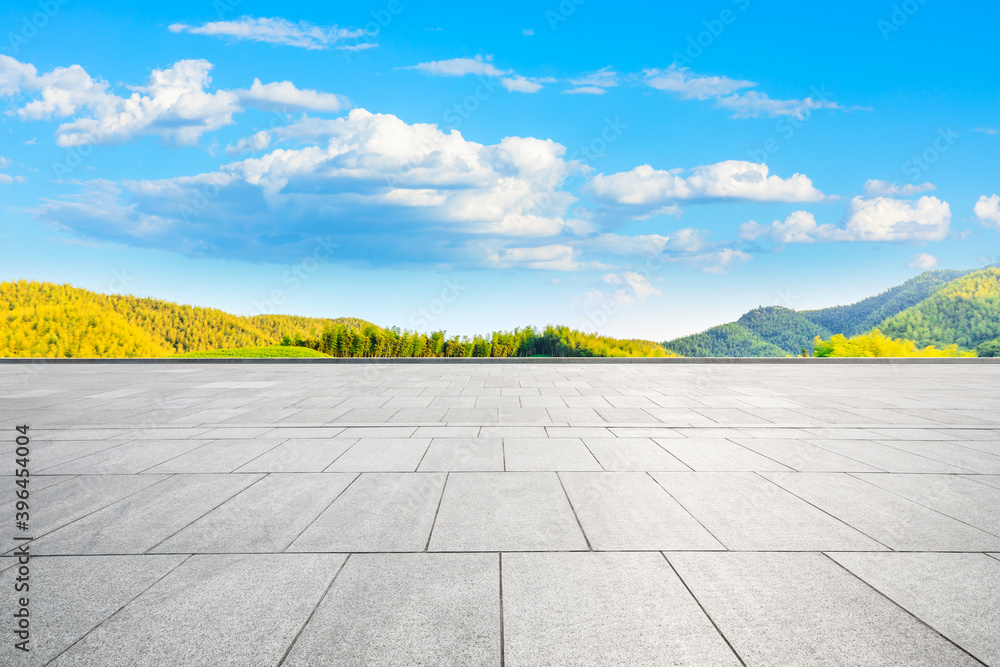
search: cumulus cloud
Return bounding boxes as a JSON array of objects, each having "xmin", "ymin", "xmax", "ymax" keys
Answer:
[
  {"xmin": 864, "ymin": 179, "xmax": 936, "ymax": 197},
  {"xmin": 225, "ymin": 130, "xmax": 271, "ymax": 155},
  {"xmin": 844, "ymin": 196, "xmax": 951, "ymax": 242},
  {"xmin": 587, "ymin": 160, "xmax": 826, "ymax": 210},
  {"xmin": 740, "ymin": 211, "xmax": 849, "ymax": 244},
  {"xmin": 3, "ymin": 56, "xmax": 348, "ymax": 147},
  {"xmin": 236, "ymin": 79, "xmax": 348, "ymax": 112},
  {"xmin": 168, "ymin": 16, "xmax": 364, "ymax": 50},
  {"xmin": 577, "ymin": 271, "xmax": 663, "ymax": 312},
  {"xmin": 974, "ymin": 194, "xmax": 1000, "ymax": 229},
  {"xmin": 908, "ymin": 253, "xmax": 938, "ymax": 270},
  {"xmin": 587, "ymin": 228, "xmax": 709, "ymax": 258},
  {"xmin": 500, "ymin": 75, "xmax": 543, "ymax": 93},
  {"xmin": 32, "ymin": 109, "xmax": 593, "ymax": 264},
  {"xmin": 742, "ymin": 198, "xmax": 952, "ymax": 245},
  {"xmin": 644, "ymin": 65, "xmax": 847, "ymax": 120}
]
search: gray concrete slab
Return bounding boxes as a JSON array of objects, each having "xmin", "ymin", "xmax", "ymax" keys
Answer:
[
  {"xmin": 152, "ymin": 473, "xmax": 357, "ymax": 553},
  {"xmin": 763, "ymin": 472, "xmax": 1000, "ymax": 551},
  {"xmin": 732, "ymin": 437, "xmax": 883, "ymax": 472},
  {"xmin": 428, "ymin": 472, "xmax": 588, "ymax": 551},
  {"xmin": 143, "ymin": 439, "xmax": 288, "ymax": 473},
  {"xmin": 29, "ymin": 474, "xmax": 262, "ymax": 555},
  {"xmin": 651, "ymin": 472, "xmax": 886, "ymax": 551},
  {"xmin": 416, "ymin": 438, "xmax": 504, "ymax": 471},
  {"xmin": 874, "ymin": 439, "xmax": 1000, "ymax": 473},
  {"xmin": 50, "ymin": 554, "xmax": 345, "ymax": 666},
  {"xmin": 581, "ymin": 437, "xmax": 690, "ymax": 471},
  {"xmin": 560, "ymin": 472, "xmax": 724, "ymax": 550},
  {"xmin": 289, "ymin": 473, "xmax": 445, "ymax": 552},
  {"xmin": 965, "ymin": 474, "xmax": 1000, "ymax": 489},
  {"xmin": 284, "ymin": 553, "xmax": 500, "ymax": 666},
  {"xmin": 503, "ymin": 552, "xmax": 741, "ymax": 666},
  {"xmin": 234, "ymin": 437, "xmax": 357, "ymax": 472},
  {"xmin": 668, "ymin": 552, "xmax": 981, "ymax": 666},
  {"xmin": 653, "ymin": 438, "xmax": 793, "ymax": 471},
  {"xmin": 856, "ymin": 473, "xmax": 1000, "ymax": 537},
  {"xmin": 829, "ymin": 552, "xmax": 1000, "ymax": 666},
  {"xmin": 501, "ymin": 437, "xmax": 603, "ymax": 471},
  {"xmin": 324, "ymin": 438, "xmax": 431, "ymax": 472},
  {"xmin": 804, "ymin": 439, "xmax": 972, "ymax": 473},
  {"xmin": 0, "ymin": 555, "xmax": 186, "ymax": 665},
  {"xmin": 40, "ymin": 438, "xmax": 210, "ymax": 474}
]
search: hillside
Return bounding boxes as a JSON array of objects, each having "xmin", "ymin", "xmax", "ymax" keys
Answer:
[
  {"xmin": 663, "ymin": 268, "xmax": 982, "ymax": 357},
  {"xmin": 802, "ymin": 269, "xmax": 974, "ymax": 337},
  {"xmin": 0, "ymin": 281, "xmax": 367, "ymax": 357},
  {"xmin": 0, "ymin": 281, "xmax": 673, "ymax": 358},
  {"xmin": 665, "ymin": 323, "xmax": 789, "ymax": 358},
  {"xmin": 877, "ymin": 268, "xmax": 1000, "ymax": 350}
]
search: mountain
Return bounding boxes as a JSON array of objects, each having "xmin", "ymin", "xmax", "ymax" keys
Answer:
[
  {"xmin": 665, "ymin": 323, "xmax": 790, "ymax": 358},
  {"xmin": 877, "ymin": 268, "xmax": 1000, "ymax": 350},
  {"xmin": 802, "ymin": 269, "xmax": 974, "ymax": 337},
  {"xmin": 663, "ymin": 267, "xmax": 990, "ymax": 357}
]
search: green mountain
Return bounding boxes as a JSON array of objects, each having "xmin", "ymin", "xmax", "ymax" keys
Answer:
[
  {"xmin": 802, "ymin": 269, "xmax": 974, "ymax": 337},
  {"xmin": 878, "ymin": 268, "xmax": 1000, "ymax": 350},
  {"xmin": 663, "ymin": 267, "xmax": 994, "ymax": 357},
  {"xmin": 665, "ymin": 323, "xmax": 790, "ymax": 358}
]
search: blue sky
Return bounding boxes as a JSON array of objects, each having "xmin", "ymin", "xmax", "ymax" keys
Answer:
[{"xmin": 1, "ymin": 0, "xmax": 998, "ymax": 339}]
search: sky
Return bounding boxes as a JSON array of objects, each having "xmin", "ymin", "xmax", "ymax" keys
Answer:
[{"xmin": 1, "ymin": 0, "xmax": 998, "ymax": 340}]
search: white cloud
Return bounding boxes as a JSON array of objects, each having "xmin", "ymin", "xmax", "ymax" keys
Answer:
[
  {"xmin": 404, "ymin": 55, "xmax": 507, "ymax": 77},
  {"xmin": 742, "ymin": 199, "xmax": 952, "ymax": 245},
  {"xmin": 844, "ymin": 196, "xmax": 951, "ymax": 241},
  {"xmin": 0, "ymin": 156, "xmax": 25, "ymax": 184},
  {"xmin": 714, "ymin": 91, "xmax": 842, "ymax": 120},
  {"xmin": 522, "ymin": 28, "xmax": 534, "ymax": 37},
  {"xmin": 974, "ymin": 194, "xmax": 1000, "ymax": 229},
  {"xmin": 644, "ymin": 65, "xmax": 753, "ymax": 100},
  {"xmin": 864, "ymin": 179, "xmax": 936, "ymax": 197},
  {"xmin": 908, "ymin": 253, "xmax": 938, "ymax": 270},
  {"xmin": 237, "ymin": 78, "xmax": 348, "ymax": 112},
  {"xmin": 168, "ymin": 16, "xmax": 364, "ymax": 50},
  {"xmin": 226, "ymin": 130, "xmax": 272, "ymax": 155},
  {"xmin": 587, "ymin": 160, "xmax": 826, "ymax": 208},
  {"xmin": 565, "ymin": 67, "xmax": 619, "ymax": 95},
  {"xmin": 740, "ymin": 211, "xmax": 849, "ymax": 244},
  {"xmin": 500, "ymin": 75, "xmax": 543, "ymax": 93},
  {"xmin": 32, "ymin": 109, "xmax": 593, "ymax": 264},
  {"xmin": 578, "ymin": 270, "xmax": 663, "ymax": 312},
  {"xmin": 697, "ymin": 248, "xmax": 752, "ymax": 274},
  {"xmin": 644, "ymin": 65, "xmax": 847, "ymax": 120},
  {"xmin": 562, "ymin": 86, "xmax": 606, "ymax": 95},
  {"xmin": 4, "ymin": 56, "xmax": 348, "ymax": 147},
  {"xmin": 972, "ymin": 127, "xmax": 998, "ymax": 135}
]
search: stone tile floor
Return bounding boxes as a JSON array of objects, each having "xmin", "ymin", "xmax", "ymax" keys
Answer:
[{"xmin": 1, "ymin": 361, "xmax": 999, "ymax": 665}]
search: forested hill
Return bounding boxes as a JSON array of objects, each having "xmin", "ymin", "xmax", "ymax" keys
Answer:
[
  {"xmin": 878, "ymin": 268, "xmax": 1000, "ymax": 350},
  {"xmin": 663, "ymin": 267, "xmax": 993, "ymax": 357},
  {"xmin": 0, "ymin": 281, "xmax": 674, "ymax": 358},
  {"xmin": 0, "ymin": 281, "xmax": 366, "ymax": 357}
]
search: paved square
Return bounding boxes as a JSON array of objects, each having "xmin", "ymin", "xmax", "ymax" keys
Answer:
[{"xmin": 2, "ymin": 360, "xmax": 1000, "ymax": 665}]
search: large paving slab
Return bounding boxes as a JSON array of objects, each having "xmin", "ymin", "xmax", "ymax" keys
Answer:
[
  {"xmin": 829, "ymin": 552, "xmax": 1000, "ymax": 666},
  {"xmin": 503, "ymin": 552, "xmax": 741, "ymax": 666},
  {"xmin": 3, "ymin": 360, "xmax": 1000, "ymax": 663},
  {"xmin": 667, "ymin": 552, "xmax": 981, "ymax": 666}
]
